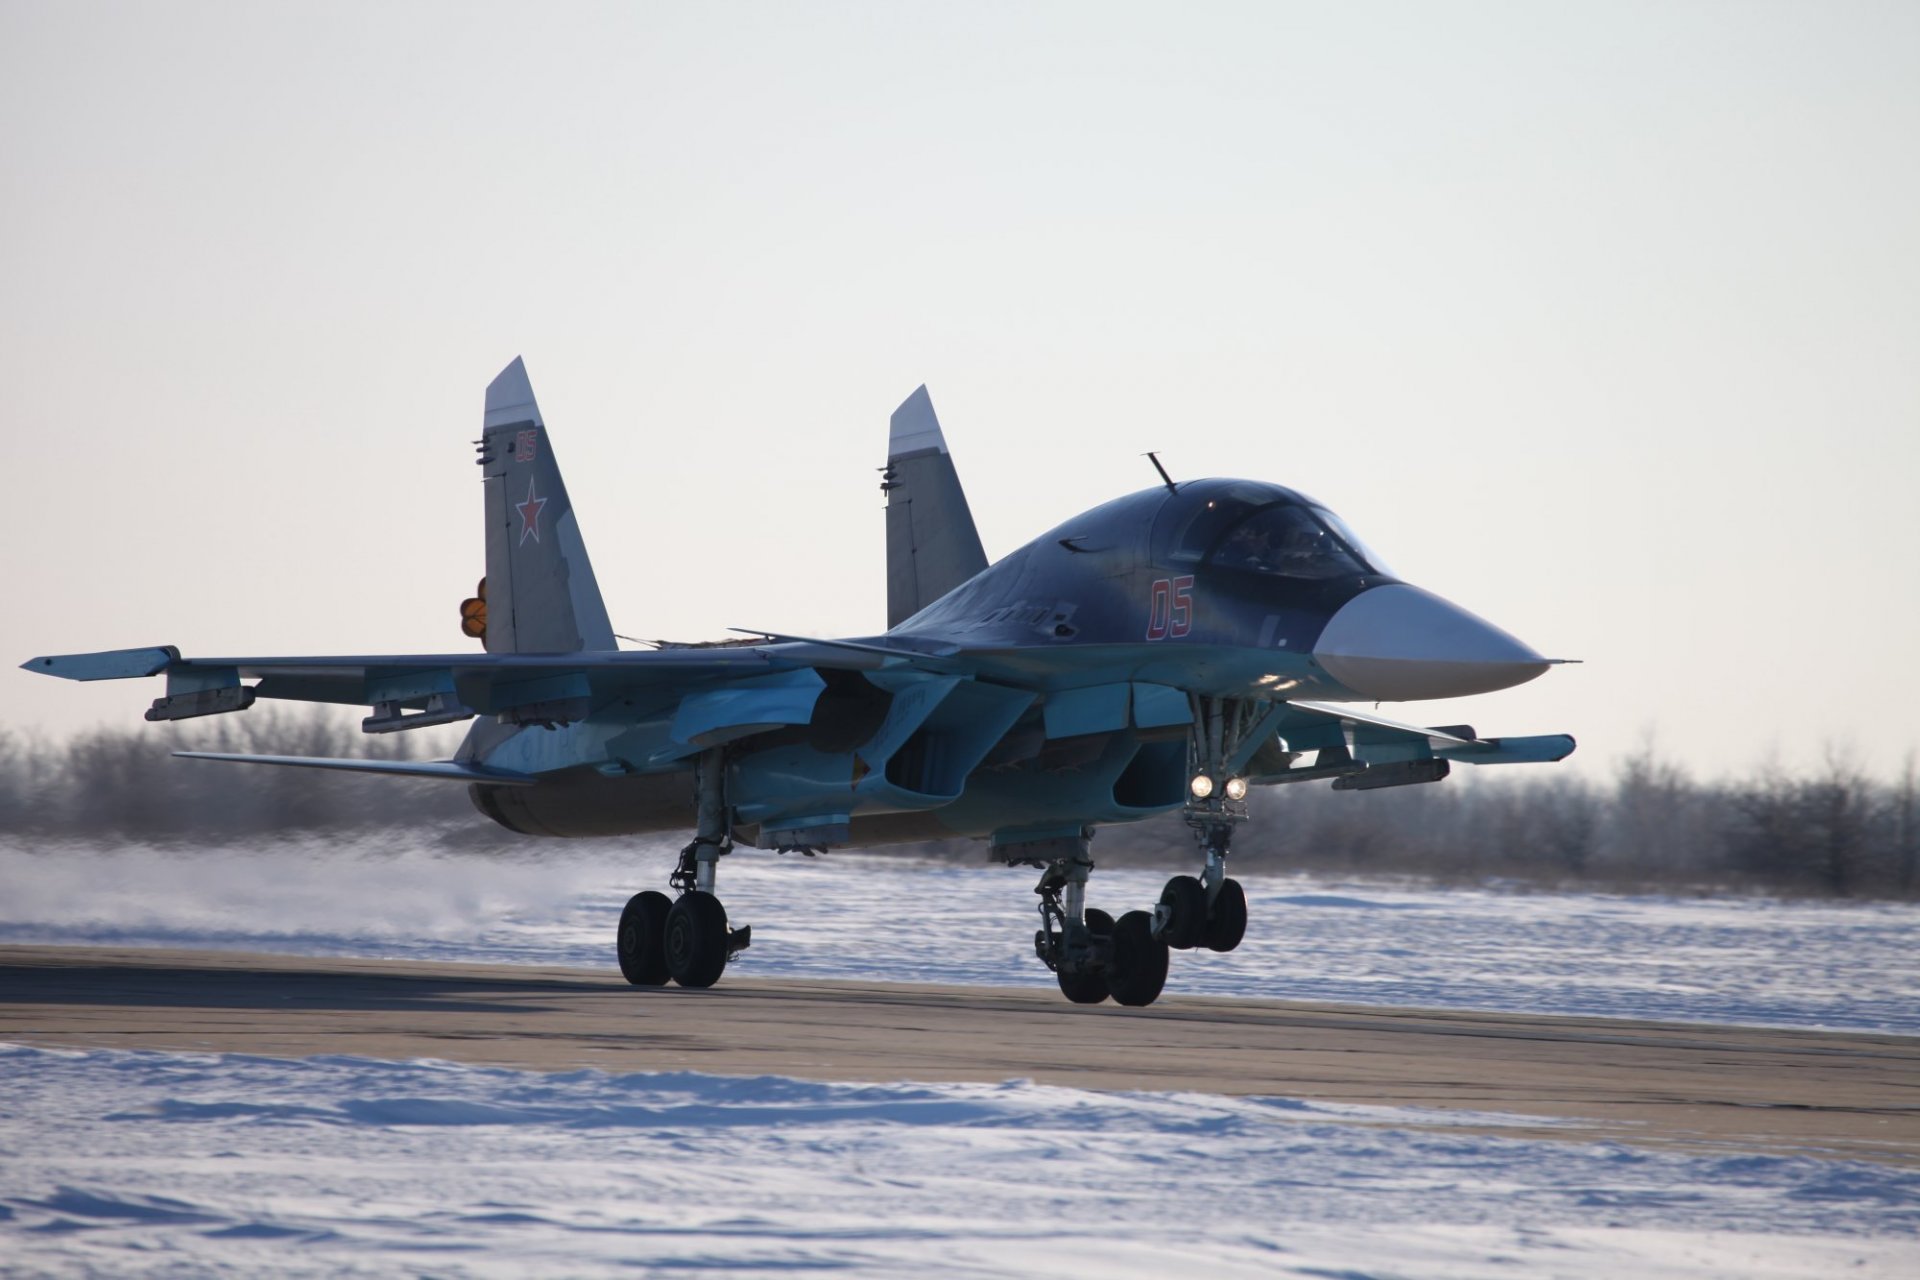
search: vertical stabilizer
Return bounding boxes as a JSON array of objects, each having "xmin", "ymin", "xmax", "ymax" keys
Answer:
[
  {"xmin": 882, "ymin": 386, "xmax": 987, "ymax": 629},
  {"xmin": 477, "ymin": 358, "xmax": 616, "ymax": 653}
]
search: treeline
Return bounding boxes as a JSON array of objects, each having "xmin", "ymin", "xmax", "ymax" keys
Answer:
[
  {"xmin": 1, "ymin": 708, "xmax": 1915, "ymax": 898},
  {"xmin": 1095, "ymin": 751, "xmax": 1920, "ymax": 899},
  {"xmin": 0, "ymin": 707, "xmax": 476, "ymax": 839}
]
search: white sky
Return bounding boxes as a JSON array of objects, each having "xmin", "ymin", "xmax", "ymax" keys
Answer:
[{"xmin": 3, "ymin": 1, "xmax": 1916, "ymax": 782}]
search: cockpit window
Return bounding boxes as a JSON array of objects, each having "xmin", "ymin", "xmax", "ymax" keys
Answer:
[
  {"xmin": 1310, "ymin": 506, "xmax": 1394, "ymax": 577},
  {"xmin": 1158, "ymin": 484, "xmax": 1275, "ymax": 565},
  {"xmin": 1205, "ymin": 503, "xmax": 1368, "ymax": 580}
]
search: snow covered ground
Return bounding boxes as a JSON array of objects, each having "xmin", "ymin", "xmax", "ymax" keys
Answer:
[
  {"xmin": 5, "ymin": 837, "xmax": 1919, "ymax": 1276},
  {"xmin": 2, "ymin": 836, "xmax": 1918, "ymax": 1033},
  {"xmin": 4, "ymin": 1044, "xmax": 1916, "ymax": 1279}
]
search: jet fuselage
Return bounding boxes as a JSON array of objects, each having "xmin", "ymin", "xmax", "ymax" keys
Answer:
[{"xmin": 471, "ymin": 478, "xmax": 1549, "ymax": 845}]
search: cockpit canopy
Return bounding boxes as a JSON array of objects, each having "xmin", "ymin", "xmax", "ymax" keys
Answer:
[{"xmin": 1152, "ymin": 480, "xmax": 1392, "ymax": 581}]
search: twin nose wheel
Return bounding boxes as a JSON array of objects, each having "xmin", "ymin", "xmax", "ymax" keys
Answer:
[
  {"xmin": 1157, "ymin": 875, "xmax": 1248, "ymax": 953},
  {"xmin": 617, "ymin": 889, "xmax": 742, "ymax": 989}
]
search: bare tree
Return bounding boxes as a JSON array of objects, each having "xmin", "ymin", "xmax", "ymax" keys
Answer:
[
  {"xmin": 1807, "ymin": 748, "xmax": 1873, "ymax": 896},
  {"xmin": 1898, "ymin": 751, "xmax": 1918, "ymax": 897},
  {"xmin": 1533, "ymin": 776, "xmax": 1602, "ymax": 875},
  {"xmin": 1605, "ymin": 733, "xmax": 1706, "ymax": 876}
]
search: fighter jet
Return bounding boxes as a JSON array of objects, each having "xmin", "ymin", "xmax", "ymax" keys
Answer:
[{"xmin": 25, "ymin": 358, "xmax": 1574, "ymax": 1006}]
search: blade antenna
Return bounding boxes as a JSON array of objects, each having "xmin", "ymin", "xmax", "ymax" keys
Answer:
[{"xmin": 1144, "ymin": 451, "xmax": 1177, "ymax": 493}]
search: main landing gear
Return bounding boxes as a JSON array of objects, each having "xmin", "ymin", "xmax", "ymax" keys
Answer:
[
  {"xmin": 1030, "ymin": 833, "xmax": 1168, "ymax": 1007},
  {"xmin": 616, "ymin": 748, "xmax": 751, "ymax": 990}
]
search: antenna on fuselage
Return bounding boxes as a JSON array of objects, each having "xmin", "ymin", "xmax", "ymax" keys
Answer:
[{"xmin": 1144, "ymin": 451, "xmax": 1177, "ymax": 494}]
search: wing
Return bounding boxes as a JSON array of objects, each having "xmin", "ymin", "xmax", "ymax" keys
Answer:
[
  {"xmin": 22, "ymin": 636, "xmax": 1045, "ymax": 795},
  {"xmin": 22, "ymin": 640, "xmax": 953, "ymax": 726},
  {"xmin": 24, "ymin": 642, "xmax": 1569, "ymax": 795},
  {"xmin": 1249, "ymin": 698, "xmax": 1575, "ymax": 790}
]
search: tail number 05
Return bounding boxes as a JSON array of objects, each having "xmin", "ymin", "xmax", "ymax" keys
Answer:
[{"xmin": 1145, "ymin": 576, "xmax": 1194, "ymax": 640}]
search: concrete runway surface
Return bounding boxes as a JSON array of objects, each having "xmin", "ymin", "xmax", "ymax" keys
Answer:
[{"xmin": 3, "ymin": 944, "xmax": 1915, "ymax": 1166}]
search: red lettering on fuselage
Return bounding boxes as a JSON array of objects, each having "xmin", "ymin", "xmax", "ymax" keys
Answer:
[{"xmin": 1145, "ymin": 576, "xmax": 1194, "ymax": 640}]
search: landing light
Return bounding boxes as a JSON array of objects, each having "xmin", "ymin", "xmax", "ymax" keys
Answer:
[
  {"xmin": 1189, "ymin": 774, "xmax": 1214, "ymax": 799},
  {"xmin": 1224, "ymin": 777, "xmax": 1249, "ymax": 801}
]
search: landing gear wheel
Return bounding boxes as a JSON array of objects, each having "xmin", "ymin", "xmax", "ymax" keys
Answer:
[
  {"xmin": 1158, "ymin": 875, "xmax": 1208, "ymax": 950},
  {"xmin": 664, "ymin": 890, "xmax": 730, "ymax": 989},
  {"xmin": 1056, "ymin": 908, "xmax": 1114, "ymax": 1005},
  {"xmin": 1107, "ymin": 909, "xmax": 1169, "ymax": 1007},
  {"xmin": 1204, "ymin": 877, "xmax": 1247, "ymax": 953},
  {"xmin": 616, "ymin": 890, "xmax": 672, "ymax": 986}
]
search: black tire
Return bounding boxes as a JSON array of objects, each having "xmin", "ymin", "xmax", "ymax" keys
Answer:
[
  {"xmin": 1056, "ymin": 908, "xmax": 1114, "ymax": 1005},
  {"xmin": 1158, "ymin": 875, "xmax": 1208, "ymax": 950},
  {"xmin": 1107, "ymin": 909, "xmax": 1168, "ymax": 1007},
  {"xmin": 616, "ymin": 890, "xmax": 672, "ymax": 986},
  {"xmin": 664, "ymin": 890, "xmax": 730, "ymax": 989},
  {"xmin": 1204, "ymin": 877, "xmax": 1248, "ymax": 953}
]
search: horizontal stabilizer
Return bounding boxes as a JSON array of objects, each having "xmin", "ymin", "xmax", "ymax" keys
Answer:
[{"xmin": 172, "ymin": 752, "xmax": 538, "ymax": 786}]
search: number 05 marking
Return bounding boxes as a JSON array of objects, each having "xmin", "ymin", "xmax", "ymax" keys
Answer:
[{"xmin": 1145, "ymin": 576, "xmax": 1194, "ymax": 640}]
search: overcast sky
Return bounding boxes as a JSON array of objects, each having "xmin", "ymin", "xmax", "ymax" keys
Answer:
[{"xmin": 4, "ymin": 0, "xmax": 1916, "ymax": 782}]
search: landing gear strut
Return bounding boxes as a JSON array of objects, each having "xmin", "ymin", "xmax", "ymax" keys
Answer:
[
  {"xmin": 1025, "ymin": 829, "xmax": 1168, "ymax": 1007},
  {"xmin": 1016, "ymin": 695, "xmax": 1278, "ymax": 1007},
  {"xmin": 1159, "ymin": 695, "xmax": 1262, "ymax": 955},
  {"xmin": 1167, "ymin": 823, "xmax": 1247, "ymax": 952},
  {"xmin": 616, "ymin": 747, "xmax": 750, "ymax": 990}
]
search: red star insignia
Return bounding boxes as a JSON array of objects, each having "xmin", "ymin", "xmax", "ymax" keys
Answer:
[{"xmin": 516, "ymin": 477, "xmax": 548, "ymax": 545}]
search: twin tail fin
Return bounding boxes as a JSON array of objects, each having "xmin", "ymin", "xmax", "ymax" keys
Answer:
[
  {"xmin": 475, "ymin": 358, "xmax": 615, "ymax": 654},
  {"xmin": 881, "ymin": 386, "xmax": 987, "ymax": 629}
]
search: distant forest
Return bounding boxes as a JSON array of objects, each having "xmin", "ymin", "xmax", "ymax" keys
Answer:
[{"xmin": 1, "ymin": 708, "xmax": 1914, "ymax": 900}]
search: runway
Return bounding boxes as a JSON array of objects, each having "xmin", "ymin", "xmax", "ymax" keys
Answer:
[{"xmin": 3, "ymin": 943, "xmax": 1915, "ymax": 1166}]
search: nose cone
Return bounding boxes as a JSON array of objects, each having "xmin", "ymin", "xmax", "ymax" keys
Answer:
[{"xmin": 1313, "ymin": 584, "xmax": 1549, "ymax": 701}]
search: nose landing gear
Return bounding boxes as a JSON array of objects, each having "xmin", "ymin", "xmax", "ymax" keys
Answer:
[
  {"xmin": 1158, "ymin": 694, "xmax": 1269, "ymax": 957},
  {"xmin": 1159, "ymin": 823, "xmax": 1248, "ymax": 954}
]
